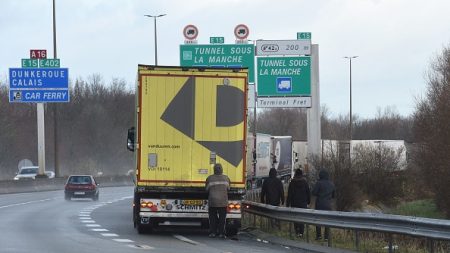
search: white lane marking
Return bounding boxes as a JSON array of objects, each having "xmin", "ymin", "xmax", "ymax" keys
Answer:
[
  {"xmin": 113, "ymin": 239, "xmax": 134, "ymax": 243},
  {"xmin": 86, "ymin": 224, "xmax": 101, "ymax": 227},
  {"xmin": 101, "ymin": 233, "xmax": 119, "ymax": 237},
  {"xmin": 81, "ymin": 220, "xmax": 95, "ymax": 223},
  {"xmin": 78, "ymin": 214, "xmax": 90, "ymax": 217},
  {"xmin": 0, "ymin": 199, "xmax": 52, "ymax": 209},
  {"xmin": 79, "ymin": 217, "xmax": 91, "ymax": 220},
  {"xmin": 127, "ymin": 244, "xmax": 155, "ymax": 249},
  {"xmin": 92, "ymin": 229, "xmax": 109, "ymax": 232},
  {"xmin": 79, "ymin": 211, "xmax": 91, "ymax": 214},
  {"xmin": 173, "ymin": 234, "xmax": 199, "ymax": 245}
]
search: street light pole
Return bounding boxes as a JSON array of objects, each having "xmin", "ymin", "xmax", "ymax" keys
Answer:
[
  {"xmin": 144, "ymin": 14, "xmax": 166, "ymax": 66},
  {"xmin": 344, "ymin": 56, "xmax": 358, "ymax": 140}
]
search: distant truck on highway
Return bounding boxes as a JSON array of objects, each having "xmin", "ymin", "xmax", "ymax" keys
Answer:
[
  {"xmin": 127, "ymin": 66, "xmax": 248, "ymax": 235},
  {"xmin": 247, "ymin": 134, "xmax": 293, "ymax": 188}
]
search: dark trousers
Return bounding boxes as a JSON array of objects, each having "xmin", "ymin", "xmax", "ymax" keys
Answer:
[
  {"xmin": 293, "ymin": 204, "xmax": 307, "ymax": 234},
  {"xmin": 316, "ymin": 226, "xmax": 330, "ymax": 239},
  {"xmin": 208, "ymin": 206, "xmax": 227, "ymax": 235},
  {"xmin": 294, "ymin": 223, "xmax": 305, "ymax": 235}
]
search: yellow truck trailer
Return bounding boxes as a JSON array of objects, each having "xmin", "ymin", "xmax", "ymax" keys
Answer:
[{"xmin": 127, "ymin": 65, "xmax": 248, "ymax": 234}]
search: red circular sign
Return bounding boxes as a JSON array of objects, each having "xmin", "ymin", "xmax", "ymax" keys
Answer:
[
  {"xmin": 183, "ymin": 25, "xmax": 199, "ymax": 40},
  {"xmin": 234, "ymin": 24, "xmax": 250, "ymax": 39}
]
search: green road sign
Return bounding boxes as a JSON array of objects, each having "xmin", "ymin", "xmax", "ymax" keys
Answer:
[
  {"xmin": 210, "ymin": 37, "xmax": 225, "ymax": 44},
  {"xmin": 297, "ymin": 32, "xmax": 312, "ymax": 40},
  {"xmin": 39, "ymin": 59, "xmax": 60, "ymax": 68},
  {"xmin": 180, "ymin": 44, "xmax": 255, "ymax": 83},
  {"xmin": 21, "ymin": 59, "xmax": 39, "ymax": 68},
  {"xmin": 257, "ymin": 56, "xmax": 311, "ymax": 96}
]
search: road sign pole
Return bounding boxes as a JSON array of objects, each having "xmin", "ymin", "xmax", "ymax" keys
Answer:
[
  {"xmin": 37, "ymin": 103, "xmax": 46, "ymax": 176},
  {"xmin": 307, "ymin": 44, "xmax": 321, "ymax": 169},
  {"xmin": 53, "ymin": 0, "xmax": 60, "ymax": 178}
]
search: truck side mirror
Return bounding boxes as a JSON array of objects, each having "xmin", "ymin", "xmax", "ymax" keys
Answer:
[{"xmin": 127, "ymin": 127, "xmax": 135, "ymax": 152}]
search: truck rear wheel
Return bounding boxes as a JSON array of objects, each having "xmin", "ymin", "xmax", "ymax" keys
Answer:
[
  {"xmin": 137, "ymin": 223, "xmax": 153, "ymax": 234},
  {"xmin": 226, "ymin": 227, "xmax": 238, "ymax": 236}
]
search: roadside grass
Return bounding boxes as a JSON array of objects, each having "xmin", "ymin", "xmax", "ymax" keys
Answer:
[
  {"xmin": 389, "ymin": 199, "xmax": 446, "ymax": 219},
  {"xmin": 242, "ymin": 212, "xmax": 450, "ymax": 252}
]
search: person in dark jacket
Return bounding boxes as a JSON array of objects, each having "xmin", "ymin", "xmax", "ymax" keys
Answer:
[
  {"xmin": 312, "ymin": 169, "xmax": 335, "ymax": 240},
  {"xmin": 206, "ymin": 163, "xmax": 230, "ymax": 238},
  {"xmin": 261, "ymin": 168, "xmax": 285, "ymax": 206},
  {"xmin": 261, "ymin": 168, "xmax": 284, "ymax": 229},
  {"xmin": 286, "ymin": 168, "xmax": 311, "ymax": 237}
]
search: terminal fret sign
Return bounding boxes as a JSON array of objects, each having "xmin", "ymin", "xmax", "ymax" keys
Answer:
[{"xmin": 9, "ymin": 49, "xmax": 69, "ymax": 103}]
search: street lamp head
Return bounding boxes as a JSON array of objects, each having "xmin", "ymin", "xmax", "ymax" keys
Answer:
[
  {"xmin": 144, "ymin": 14, "xmax": 167, "ymax": 18},
  {"xmin": 344, "ymin": 56, "xmax": 358, "ymax": 59}
]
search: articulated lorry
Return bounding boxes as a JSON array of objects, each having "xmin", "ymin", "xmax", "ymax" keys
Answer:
[
  {"xmin": 247, "ymin": 134, "xmax": 293, "ymax": 188},
  {"xmin": 127, "ymin": 65, "xmax": 248, "ymax": 235}
]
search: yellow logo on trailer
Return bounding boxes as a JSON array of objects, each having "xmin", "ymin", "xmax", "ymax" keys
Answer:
[{"xmin": 138, "ymin": 67, "xmax": 247, "ymax": 188}]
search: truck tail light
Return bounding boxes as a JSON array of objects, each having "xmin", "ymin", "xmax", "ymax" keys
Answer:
[
  {"xmin": 141, "ymin": 201, "xmax": 153, "ymax": 208},
  {"xmin": 227, "ymin": 202, "xmax": 241, "ymax": 212}
]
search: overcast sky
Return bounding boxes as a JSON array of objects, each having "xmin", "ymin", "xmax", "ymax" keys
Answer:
[{"xmin": 2, "ymin": 0, "xmax": 450, "ymax": 118}]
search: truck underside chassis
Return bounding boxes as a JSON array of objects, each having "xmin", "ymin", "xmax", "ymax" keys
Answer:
[{"xmin": 133, "ymin": 195, "xmax": 242, "ymax": 235}]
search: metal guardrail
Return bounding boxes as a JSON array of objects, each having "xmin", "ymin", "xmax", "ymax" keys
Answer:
[{"xmin": 242, "ymin": 200, "xmax": 450, "ymax": 252}]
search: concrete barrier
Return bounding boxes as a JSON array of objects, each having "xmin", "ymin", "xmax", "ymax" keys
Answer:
[{"xmin": 0, "ymin": 175, "xmax": 134, "ymax": 195}]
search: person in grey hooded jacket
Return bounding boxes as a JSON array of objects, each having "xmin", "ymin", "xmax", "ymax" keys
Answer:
[
  {"xmin": 312, "ymin": 169, "xmax": 335, "ymax": 240},
  {"xmin": 206, "ymin": 163, "xmax": 230, "ymax": 238}
]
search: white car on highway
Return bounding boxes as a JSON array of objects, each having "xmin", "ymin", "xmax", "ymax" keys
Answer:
[{"xmin": 13, "ymin": 166, "xmax": 55, "ymax": 180}]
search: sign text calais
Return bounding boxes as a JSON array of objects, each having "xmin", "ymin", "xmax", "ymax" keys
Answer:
[{"xmin": 180, "ymin": 44, "xmax": 255, "ymax": 83}]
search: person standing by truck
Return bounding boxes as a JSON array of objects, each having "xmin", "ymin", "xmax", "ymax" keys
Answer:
[
  {"xmin": 286, "ymin": 168, "xmax": 311, "ymax": 237},
  {"xmin": 206, "ymin": 163, "xmax": 230, "ymax": 238}
]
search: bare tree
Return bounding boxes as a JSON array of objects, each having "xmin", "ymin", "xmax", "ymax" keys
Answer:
[
  {"xmin": 256, "ymin": 108, "xmax": 307, "ymax": 139},
  {"xmin": 413, "ymin": 44, "xmax": 450, "ymax": 217},
  {"xmin": 0, "ymin": 76, "xmax": 134, "ymax": 179}
]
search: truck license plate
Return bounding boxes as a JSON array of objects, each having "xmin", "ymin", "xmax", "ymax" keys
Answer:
[{"xmin": 182, "ymin": 200, "xmax": 203, "ymax": 206}]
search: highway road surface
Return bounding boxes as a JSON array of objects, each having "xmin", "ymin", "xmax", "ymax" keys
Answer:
[{"xmin": 0, "ymin": 186, "xmax": 302, "ymax": 253}]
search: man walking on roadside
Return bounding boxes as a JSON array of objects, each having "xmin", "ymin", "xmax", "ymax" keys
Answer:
[
  {"xmin": 286, "ymin": 168, "xmax": 311, "ymax": 237},
  {"xmin": 312, "ymin": 169, "xmax": 335, "ymax": 241},
  {"xmin": 261, "ymin": 168, "xmax": 284, "ymax": 228}
]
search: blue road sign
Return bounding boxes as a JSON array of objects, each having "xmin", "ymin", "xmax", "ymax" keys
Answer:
[
  {"xmin": 9, "ymin": 68, "xmax": 69, "ymax": 89},
  {"xmin": 9, "ymin": 89, "xmax": 70, "ymax": 103},
  {"xmin": 276, "ymin": 77, "xmax": 293, "ymax": 93}
]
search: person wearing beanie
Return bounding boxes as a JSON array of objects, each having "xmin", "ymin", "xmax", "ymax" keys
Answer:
[
  {"xmin": 260, "ymin": 167, "xmax": 285, "ymax": 229},
  {"xmin": 205, "ymin": 163, "xmax": 230, "ymax": 238},
  {"xmin": 286, "ymin": 168, "xmax": 311, "ymax": 237},
  {"xmin": 312, "ymin": 169, "xmax": 335, "ymax": 241}
]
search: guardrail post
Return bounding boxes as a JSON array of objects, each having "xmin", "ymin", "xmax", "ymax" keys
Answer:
[
  {"xmin": 355, "ymin": 230, "xmax": 360, "ymax": 251},
  {"xmin": 427, "ymin": 239, "xmax": 434, "ymax": 253},
  {"xmin": 289, "ymin": 222, "xmax": 293, "ymax": 239},
  {"xmin": 327, "ymin": 228, "xmax": 332, "ymax": 247},
  {"xmin": 306, "ymin": 224, "xmax": 310, "ymax": 243}
]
